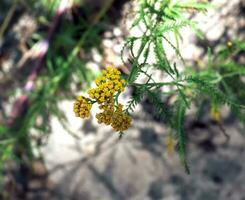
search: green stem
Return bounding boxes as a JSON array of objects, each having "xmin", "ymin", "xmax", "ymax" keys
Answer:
[
  {"xmin": 222, "ymin": 71, "xmax": 245, "ymax": 79},
  {"xmin": 132, "ymin": 79, "xmax": 185, "ymax": 87},
  {"xmin": 126, "ymin": 33, "xmax": 149, "ymax": 83}
]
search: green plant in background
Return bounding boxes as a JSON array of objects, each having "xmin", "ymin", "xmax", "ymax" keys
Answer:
[
  {"xmin": 0, "ymin": 0, "xmax": 114, "ymax": 178},
  {"xmin": 205, "ymin": 40, "xmax": 245, "ymax": 124}
]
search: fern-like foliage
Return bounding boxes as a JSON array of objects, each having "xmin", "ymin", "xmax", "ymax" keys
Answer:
[
  {"xmin": 125, "ymin": 85, "xmax": 146, "ymax": 113},
  {"xmin": 146, "ymin": 89, "xmax": 172, "ymax": 123},
  {"xmin": 123, "ymin": 0, "xmax": 245, "ymax": 172},
  {"xmin": 174, "ymin": 94, "xmax": 189, "ymax": 174}
]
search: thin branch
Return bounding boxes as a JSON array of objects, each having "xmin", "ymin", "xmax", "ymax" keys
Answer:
[{"xmin": 0, "ymin": 0, "xmax": 18, "ymax": 41}]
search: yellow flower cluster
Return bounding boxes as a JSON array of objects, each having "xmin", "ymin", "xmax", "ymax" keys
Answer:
[
  {"xmin": 165, "ymin": 133, "xmax": 175, "ymax": 157},
  {"xmin": 96, "ymin": 103, "xmax": 114, "ymax": 125},
  {"xmin": 210, "ymin": 105, "xmax": 221, "ymax": 122},
  {"xmin": 96, "ymin": 101, "xmax": 132, "ymax": 132},
  {"xmin": 111, "ymin": 104, "xmax": 132, "ymax": 132},
  {"xmin": 73, "ymin": 66, "xmax": 132, "ymax": 132},
  {"xmin": 73, "ymin": 96, "xmax": 92, "ymax": 118},
  {"xmin": 87, "ymin": 66, "xmax": 126, "ymax": 104}
]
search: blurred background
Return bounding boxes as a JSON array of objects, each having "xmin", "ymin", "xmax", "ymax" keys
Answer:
[{"xmin": 0, "ymin": 0, "xmax": 244, "ymax": 199}]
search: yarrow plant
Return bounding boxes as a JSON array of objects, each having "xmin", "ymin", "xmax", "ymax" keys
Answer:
[
  {"xmin": 72, "ymin": 0, "xmax": 245, "ymax": 173},
  {"xmin": 1, "ymin": 0, "xmax": 244, "ymax": 181},
  {"xmin": 73, "ymin": 66, "xmax": 132, "ymax": 134}
]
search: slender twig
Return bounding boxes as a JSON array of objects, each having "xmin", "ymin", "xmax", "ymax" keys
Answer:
[
  {"xmin": 0, "ymin": 0, "xmax": 18, "ymax": 41},
  {"xmin": 217, "ymin": 122, "xmax": 230, "ymax": 143},
  {"xmin": 131, "ymin": 80, "xmax": 185, "ymax": 87}
]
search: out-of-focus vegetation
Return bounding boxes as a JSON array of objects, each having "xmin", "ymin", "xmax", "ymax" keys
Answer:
[{"xmin": 0, "ymin": 0, "xmax": 113, "ymax": 177}]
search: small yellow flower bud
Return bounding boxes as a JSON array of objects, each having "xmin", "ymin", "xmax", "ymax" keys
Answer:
[{"xmin": 73, "ymin": 96, "xmax": 92, "ymax": 119}]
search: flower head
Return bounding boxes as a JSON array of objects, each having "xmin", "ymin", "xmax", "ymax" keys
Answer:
[
  {"xmin": 210, "ymin": 105, "xmax": 221, "ymax": 122},
  {"xmin": 111, "ymin": 104, "xmax": 132, "ymax": 132},
  {"xmin": 88, "ymin": 66, "xmax": 126, "ymax": 104},
  {"xmin": 96, "ymin": 102, "xmax": 132, "ymax": 132},
  {"xmin": 73, "ymin": 66, "xmax": 132, "ymax": 134},
  {"xmin": 73, "ymin": 96, "xmax": 92, "ymax": 118},
  {"xmin": 96, "ymin": 101, "xmax": 114, "ymax": 125}
]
